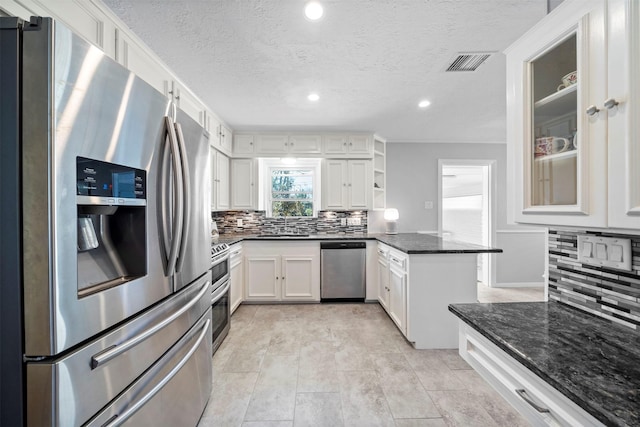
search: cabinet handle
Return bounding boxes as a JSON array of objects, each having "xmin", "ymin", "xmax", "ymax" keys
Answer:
[
  {"xmin": 391, "ymin": 257, "xmax": 401, "ymax": 263},
  {"xmin": 515, "ymin": 389, "xmax": 550, "ymax": 413},
  {"xmin": 604, "ymin": 98, "xmax": 619, "ymax": 110},
  {"xmin": 343, "ymin": 183, "xmax": 347, "ymax": 187},
  {"xmin": 250, "ymin": 142, "xmax": 253, "ymax": 145},
  {"xmin": 350, "ymin": 142, "xmax": 353, "ymax": 146},
  {"xmin": 276, "ymin": 276, "xmax": 279, "ymax": 280},
  {"xmin": 343, "ymin": 142, "xmax": 347, "ymax": 146},
  {"xmin": 585, "ymin": 105, "xmax": 600, "ymax": 116}
]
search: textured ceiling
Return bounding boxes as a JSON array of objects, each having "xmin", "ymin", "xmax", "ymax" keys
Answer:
[{"xmin": 101, "ymin": 0, "xmax": 547, "ymax": 143}]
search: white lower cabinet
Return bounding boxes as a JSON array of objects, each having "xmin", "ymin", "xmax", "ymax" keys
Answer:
[
  {"xmin": 388, "ymin": 251, "xmax": 407, "ymax": 335},
  {"xmin": 377, "ymin": 243, "xmax": 407, "ymax": 335},
  {"xmin": 377, "ymin": 245, "xmax": 390, "ymax": 311},
  {"xmin": 229, "ymin": 244, "xmax": 243, "ymax": 314},
  {"xmin": 244, "ymin": 242, "xmax": 320, "ymax": 302},
  {"xmin": 458, "ymin": 322, "xmax": 605, "ymax": 427}
]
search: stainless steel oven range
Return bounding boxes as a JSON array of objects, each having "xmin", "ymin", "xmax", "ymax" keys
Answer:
[{"xmin": 211, "ymin": 242, "xmax": 231, "ymax": 354}]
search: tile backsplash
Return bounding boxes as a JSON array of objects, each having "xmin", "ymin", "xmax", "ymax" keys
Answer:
[
  {"xmin": 211, "ymin": 210, "xmax": 368, "ymax": 234},
  {"xmin": 548, "ymin": 228, "xmax": 640, "ymax": 329}
]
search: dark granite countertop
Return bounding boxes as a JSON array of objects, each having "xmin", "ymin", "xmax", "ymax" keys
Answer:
[
  {"xmin": 213, "ymin": 232, "xmax": 501, "ymax": 254},
  {"xmin": 449, "ymin": 302, "xmax": 640, "ymax": 427}
]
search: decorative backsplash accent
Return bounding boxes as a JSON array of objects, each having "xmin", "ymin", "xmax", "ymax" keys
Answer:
[
  {"xmin": 548, "ymin": 228, "xmax": 640, "ymax": 330},
  {"xmin": 211, "ymin": 210, "xmax": 368, "ymax": 234}
]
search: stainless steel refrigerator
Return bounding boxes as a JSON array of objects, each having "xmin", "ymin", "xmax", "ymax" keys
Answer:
[{"xmin": 0, "ymin": 16, "xmax": 212, "ymax": 426}]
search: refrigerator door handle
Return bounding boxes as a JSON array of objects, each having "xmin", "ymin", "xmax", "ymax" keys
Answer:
[
  {"xmin": 163, "ymin": 116, "xmax": 184, "ymax": 276},
  {"xmin": 174, "ymin": 122, "xmax": 191, "ymax": 273},
  {"xmin": 90, "ymin": 280, "xmax": 210, "ymax": 369},
  {"xmin": 102, "ymin": 318, "xmax": 211, "ymax": 427}
]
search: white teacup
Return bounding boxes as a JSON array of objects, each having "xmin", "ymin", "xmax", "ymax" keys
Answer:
[{"xmin": 551, "ymin": 137, "xmax": 570, "ymax": 154}]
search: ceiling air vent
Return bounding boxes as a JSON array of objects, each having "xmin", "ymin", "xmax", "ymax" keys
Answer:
[{"xmin": 446, "ymin": 52, "xmax": 494, "ymax": 72}]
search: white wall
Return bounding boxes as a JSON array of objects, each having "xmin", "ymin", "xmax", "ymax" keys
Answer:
[{"xmin": 385, "ymin": 142, "xmax": 546, "ymax": 287}]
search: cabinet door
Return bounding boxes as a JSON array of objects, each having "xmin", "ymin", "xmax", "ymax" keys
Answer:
[
  {"xmin": 506, "ymin": 0, "xmax": 607, "ymax": 227},
  {"xmin": 377, "ymin": 256, "xmax": 389, "ymax": 311},
  {"xmin": 220, "ymin": 125, "xmax": 233, "ymax": 153},
  {"xmin": 171, "ymin": 82, "xmax": 205, "ymax": 126},
  {"xmin": 289, "ymin": 135, "xmax": 322, "ymax": 154},
  {"xmin": 215, "ymin": 152, "xmax": 230, "ymax": 210},
  {"xmin": 348, "ymin": 160, "xmax": 370, "ymax": 209},
  {"xmin": 348, "ymin": 135, "xmax": 371, "ymax": 154},
  {"xmin": 323, "ymin": 135, "xmax": 348, "ymax": 155},
  {"xmin": 322, "ymin": 160, "xmax": 347, "ymax": 209},
  {"xmin": 281, "ymin": 256, "xmax": 318, "ymax": 300},
  {"xmin": 607, "ymin": 0, "xmax": 640, "ymax": 229},
  {"xmin": 245, "ymin": 257, "xmax": 280, "ymax": 300},
  {"xmin": 230, "ymin": 252, "xmax": 243, "ymax": 314},
  {"xmin": 234, "ymin": 135, "xmax": 255, "ymax": 154},
  {"xmin": 256, "ymin": 135, "xmax": 289, "ymax": 154},
  {"xmin": 209, "ymin": 147, "xmax": 216, "ymax": 210},
  {"xmin": 388, "ymin": 265, "xmax": 406, "ymax": 334},
  {"xmin": 231, "ymin": 159, "xmax": 256, "ymax": 209}
]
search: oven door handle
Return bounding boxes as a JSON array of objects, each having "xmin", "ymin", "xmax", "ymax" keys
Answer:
[
  {"xmin": 212, "ymin": 280, "xmax": 230, "ymax": 304},
  {"xmin": 174, "ymin": 122, "xmax": 190, "ymax": 273},
  {"xmin": 102, "ymin": 318, "xmax": 211, "ymax": 427},
  {"xmin": 90, "ymin": 280, "xmax": 210, "ymax": 369}
]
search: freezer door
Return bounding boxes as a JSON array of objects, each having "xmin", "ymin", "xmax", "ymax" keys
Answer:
[
  {"xmin": 21, "ymin": 18, "xmax": 173, "ymax": 355},
  {"xmin": 85, "ymin": 309, "xmax": 212, "ymax": 427},
  {"xmin": 26, "ymin": 274, "xmax": 212, "ymax": 427}
]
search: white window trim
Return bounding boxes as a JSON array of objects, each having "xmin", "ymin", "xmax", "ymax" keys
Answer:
[{"xmin": 261, "ymin": 158, "xmax": 321, "ymax": 217}]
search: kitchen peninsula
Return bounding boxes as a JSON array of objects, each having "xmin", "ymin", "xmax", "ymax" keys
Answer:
[{"xmin": 215, "ymin": 232, "xmax": 501, "ymax": 349}]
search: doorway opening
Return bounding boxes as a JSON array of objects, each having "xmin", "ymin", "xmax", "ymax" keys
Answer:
[{"xmin": 438, "ymin": 160, "xmax": 495, "ymax": 286}]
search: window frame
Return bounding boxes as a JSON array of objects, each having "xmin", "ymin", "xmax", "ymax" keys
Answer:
[{"xmin": 262, "ymin": 158, "xmax": 321, "ymax": 218}]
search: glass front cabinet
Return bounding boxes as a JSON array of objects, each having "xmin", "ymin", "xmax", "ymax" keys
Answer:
[{"xmin": 506, "ymin": 0, "xmax": 640, "ymax": 230}]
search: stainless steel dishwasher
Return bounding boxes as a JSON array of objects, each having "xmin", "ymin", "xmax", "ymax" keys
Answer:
[{"xmin": 320, "ymin": 241, "xmax": 366, "ymax": 301}]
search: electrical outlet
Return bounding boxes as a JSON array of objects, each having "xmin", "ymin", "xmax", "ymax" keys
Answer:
[
  {"xmin": 424, "ymin": 201, "xmax": 433, "ymax": 209},
  {"xmin": 340, "ymin": 218, "xmax": 347, "ymax": 226},
  {"xmin": 346, "ymin": 218, "xmax": 361, "ymax": 226},
  {"xmin": 237, "ymin": 219, "xmax": 243, "ymax": 227}
]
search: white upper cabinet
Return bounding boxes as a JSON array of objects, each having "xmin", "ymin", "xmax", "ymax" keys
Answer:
[
  {"xmin": 165, "ymin": 80, "xmax": 205, "ymax": 126},
  {"xmin": 255, "ymin": 135, "xmax": 289, "ymax": 154},
  {"xmin": 607, "ymin": 0, "xmax": 640, "ymax": 229},
  {"xmin": 323, "ymin": 135, "xmax": 372, "ymax": 156},
  {"xmin": 506, "ymin": 0, "xmax": 608, "ymax": 228},
  {"xmin": 231, "ymin": 158, "xmax": 257, "ymax": 209},
  {"xmin": 234, "ymin": 134, "xmax": 255, "ymax": 155},
  {"xmin": 210, "ymin": 147, "xmax": 230, "ymax": 210},
  {"xmin": 288, "ymin": 135, "xmax": 322, "ymax": 154},
  {"xmin": 348, "ymin": 135, "xmax": 371, "ymax": 154},
  {"xmin": 218, "ymin": 124, "xmax": 233, "ymax": 153},
  {"xmin": 322, "ymin": 160, "xmax": 371, "ymax": 210}
]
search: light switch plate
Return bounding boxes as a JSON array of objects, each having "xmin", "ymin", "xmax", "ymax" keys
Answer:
[{"xmin": 577, "ymin": 235, "xmax": 632, "ymax": 271}]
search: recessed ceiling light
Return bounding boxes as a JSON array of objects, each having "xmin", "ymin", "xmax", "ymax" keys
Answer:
[
  {"xmin": 308, "ymin": 93, "xmax": 320, "ymax": 102},
  {"xmin": 305, "ymin": 2, "xmax": 324, "ymax": 21},
  {"xmin": 418, "ymin": 100, "xmax": 431, "ymax": 108}
]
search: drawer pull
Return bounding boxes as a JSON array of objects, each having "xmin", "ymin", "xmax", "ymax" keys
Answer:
[{"xmin": 516, "ymin": 389, "xmax": 550, "ymax": 413}]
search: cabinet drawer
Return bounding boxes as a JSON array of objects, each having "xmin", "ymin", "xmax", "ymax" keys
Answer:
[{"xmin": 459, "ymin": 324, "xmax": 605, "ymax": 427}]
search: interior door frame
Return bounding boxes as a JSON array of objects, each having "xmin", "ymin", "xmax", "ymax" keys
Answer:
[{"xmin": 437, "ymin": 159, "xmax": 497, "ymax": 287}]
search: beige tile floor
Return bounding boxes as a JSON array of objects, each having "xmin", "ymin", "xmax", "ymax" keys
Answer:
[{"xmin": 199, "ymin": 286, "xmax": 544, "ymax": 427}]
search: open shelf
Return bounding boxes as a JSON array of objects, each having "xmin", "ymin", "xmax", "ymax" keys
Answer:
[
  {"xmin": 534, "ymin": 85, "xmax": 577, "ymax": 121},
  {"xmin": 534, "ymin": 149, "xmax": 577, "ymax": 162}
]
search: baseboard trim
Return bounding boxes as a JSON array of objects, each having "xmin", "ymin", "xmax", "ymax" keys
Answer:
[{"xmin": 491, "ymin": 282, "xmax": 545, "ymax": 288}]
